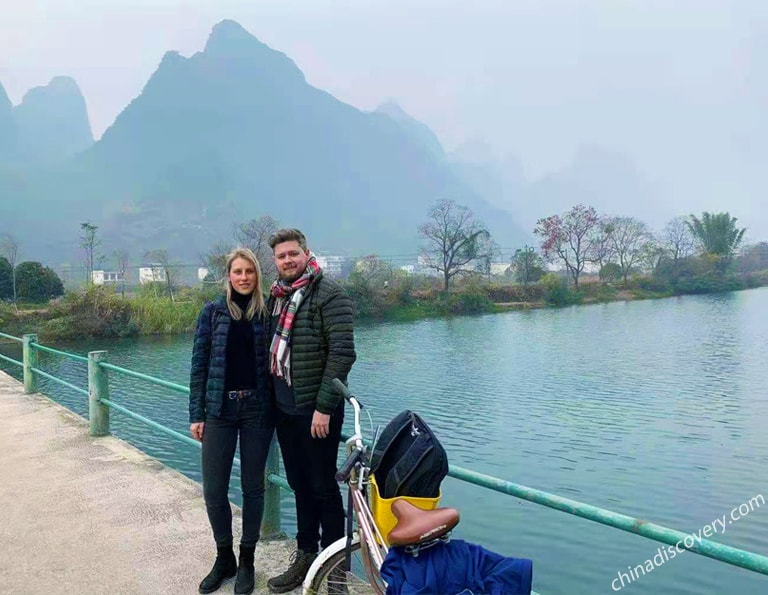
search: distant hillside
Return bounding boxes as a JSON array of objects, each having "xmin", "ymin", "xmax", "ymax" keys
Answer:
[
  {"xmin": 0, "ymin": 82, "xmax": 17, "ymax": 161},
  {"xmin": 14, "ymin": 76, "xmax": 93, "ymax": 163},
  {"xmin": 0, "ymin": 77, "xmax": 93, "ymax": 165},
  {"xmin": 0, "ymin": 20, "xmax": 530, "ymax": 265},
  {"xmin": 449, "ymin": 142, "xmax": 667, "ymax": 238},
  {"xmin": 374, "ymin": 100, "xmax": 445, "ymax": 160}
]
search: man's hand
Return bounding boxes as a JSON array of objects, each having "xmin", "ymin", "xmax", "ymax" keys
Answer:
[
  {"xmin": 190, "ymin": 422, "xmax": 205, "ymax": 442},
  {"xmin": 311, "ymin": 411, "xmax": 331, "ymax": 439}
]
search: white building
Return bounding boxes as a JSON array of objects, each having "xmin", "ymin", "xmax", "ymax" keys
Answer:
[
  {"xmin": 197, "ymin": 267, "xmax": 209, "ymax": 282},
  {"xmin": 91, "ymin": 270, "xmax": 123, "ymax": 286},
  {"xmin": 139, "ymin": 265, "xmax": 166, "ymax": 284},
  {"xmin": 315, "ymin": 255, "xmax": 344, "ymax": 278},
  {"xmin": 490, "ymin": 263, "xmax": 512, "ymax": 277}
]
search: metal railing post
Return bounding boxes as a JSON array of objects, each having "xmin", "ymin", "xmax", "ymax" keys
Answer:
[
  {"xmin": 88, "ymin": 351, "xmax": 110, "ymax": 436},
  {"xmin": 261, "ymin": 436, "xmax": 283, "ymax": 539},
  {"xmin": 22, "ymin": 334, "xmax": 38, "ymax": 393}
]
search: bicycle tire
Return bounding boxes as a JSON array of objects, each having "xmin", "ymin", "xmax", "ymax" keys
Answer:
[{"xmin": 306, "ymin": 541, "xmax": 385, "ymax": 595}]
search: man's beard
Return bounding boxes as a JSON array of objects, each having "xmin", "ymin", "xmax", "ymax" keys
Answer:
[{"xmin": 279, "ymin": 268, "xmax": 301, "ymax": 283}]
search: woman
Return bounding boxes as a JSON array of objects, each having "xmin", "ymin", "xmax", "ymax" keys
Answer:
[{"xmin": 189, "ymin": 247, "xmax": 275, "ymax": 595}]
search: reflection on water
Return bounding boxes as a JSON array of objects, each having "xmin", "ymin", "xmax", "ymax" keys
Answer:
[{"xmin": 2, "ymin": 287, "xmax": 768, "ymax": 595}]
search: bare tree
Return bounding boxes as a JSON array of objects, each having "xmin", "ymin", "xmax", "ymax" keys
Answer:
[
  {"xmin": 604, "ymin": 216, "xmax": 653, "ymax": 285},
  {"xmin": 418, "ymin": 200, "xmax": 494, "ymax": 291},
  {"xmin": 0, "ymin": 233, "xmax": 20, "ymax": 307},
  {"xmin": 662, "ymin": 216, "xmax": 696, "ymax": 263},
  {"xmin": 639, "ymin": 236, "xmax": 667, "ymax": 274},
  {"xmin": 113, "ymin": 249, "xmax": 130, "ymax": 297},
  {"xmin": 144, "ymin": 249, "xmax": 178, "ymax": 301},
  {"xmin": 201, "ymin": 241, "xmax": 234, "ymax": 285},
  {"xmin": 80, "ymin": 222, "xmax": 102, "ymax": 285},
  {"xmin": 235, "ymin": 215, "xmax": 280, "ymax": 280},
  {"xmin": 593, "ymin": 219, "xmax": 616, "ymax": 270},
  {"xmin": 351, "ymin": 255, "xmax": 393, "ymax": 287},
  {"xmin": 479, "ymin": 240, "xmax": 501, "ymax": 283}
]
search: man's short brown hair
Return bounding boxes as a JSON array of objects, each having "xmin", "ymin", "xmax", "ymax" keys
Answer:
[{"xmin": 268, "ymin": 228, "xmax": 308, "ymax": 251}]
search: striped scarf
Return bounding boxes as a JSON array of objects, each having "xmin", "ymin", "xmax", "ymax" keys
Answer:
[{"xmin": 269, "ymin": 255, "xmax": 321, "ymax": 384}]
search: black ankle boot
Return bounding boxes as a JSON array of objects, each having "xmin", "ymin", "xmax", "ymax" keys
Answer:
[
  {"xmin": 235, "ymin": 545, "xmax": 256, "ymax": 595},
  {"xmin": 199, "ymin": 545, "xmax": 237, "ymax": 594}
]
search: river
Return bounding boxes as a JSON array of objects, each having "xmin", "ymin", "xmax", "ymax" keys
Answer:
[{"xmin": 2, "ymin": 288, "xmax": 767, "ymax": 594}]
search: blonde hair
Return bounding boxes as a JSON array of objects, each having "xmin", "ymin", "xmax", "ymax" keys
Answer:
[{"xmin": 224, "ymin": 247, "xmax": 267, "ymax": 320}]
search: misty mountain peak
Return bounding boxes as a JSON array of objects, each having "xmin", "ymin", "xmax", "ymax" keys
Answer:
[
  {"xmin": 43, "ymin": 75, "xmax": 81, "ymax": 94},
  {"xmin": 13, "ymin": 75, "xmax": 93, "ymax": 162},
  {"xmin": 19, "ymin": 75, "xmax": 88, "ymax": 108},
  {"xmin": 376, "ymin": 100, "xmax": 408, "ymax": 119},
  {"xmin": 0, "ymin": 80, "xmax": 12, "ymax": 110},
  {"xmin": 375, "ymin": 99, "xmax": 444, "ymax": 159},
  {"xmin": 201, "ymin": 19, "xmax": 305, "ymax": 84},
  {"xmin": 158, "ymin": 50, "xmax": 185, "ymax": 67},
  {"xmin": 205, "ymin": 19, "xmax": 253, "ymax": 50}
]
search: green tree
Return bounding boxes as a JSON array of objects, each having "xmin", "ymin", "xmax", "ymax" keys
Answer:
[
  {"xmin": 511, "ymin": 245, "xmax": 545, "ymax": 285},
  {"xmin": 0, "ymin": 233, "xmax": 20, "ymax": 305},
  {"xmin": 738, "ymin": 242, "xmax": 768, "ymax": 273},
  {"xmin": 15, "ymin": 261, "xmax": 65, "ymax": 303},
  {"xmin": 687, "ymin": 212, "xmax": 746, "ymax": 270},
  {"xmin": 344, "ymin": 255, "xmax": 393, "ymax": 318},
  {"xmin": 0, "ymin": 256, "xmax": 12, "ymax": 300},
  {"xmin": 80, "ymin": 222, "xmax": 102, "ymax": 284}
]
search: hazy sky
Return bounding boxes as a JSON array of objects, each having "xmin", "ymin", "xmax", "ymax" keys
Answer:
[{"xmin": 1, "ymin": 0, "xmax": 766, "ymax": 238}]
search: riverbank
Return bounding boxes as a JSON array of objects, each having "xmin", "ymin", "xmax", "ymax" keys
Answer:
[
  {"xmin": 0, "ymin": 369, "xmax": 296, "ymax": 595},
  {"xmin": 1, "ymin": 271, "xmax": 767, "ymax": 341}
]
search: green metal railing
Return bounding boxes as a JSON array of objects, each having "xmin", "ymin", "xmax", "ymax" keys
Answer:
[
  {"xmin": 0, "ymin": 331, "xmax": 23, "ymax": 367},
  {"xmin": 1, "ymin": 331, "xmax": 768, "ymax": 577}
]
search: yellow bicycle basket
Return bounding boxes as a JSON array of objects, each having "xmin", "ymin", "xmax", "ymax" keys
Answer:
[{"xmin": 369, "ymin": 473, "xmax": 441, "ymax": 545}]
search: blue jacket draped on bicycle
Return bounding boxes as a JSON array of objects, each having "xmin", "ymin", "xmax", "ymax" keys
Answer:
[{"xmin": 380, "ymin": 538, "xmax": 533, "ymax": 595}]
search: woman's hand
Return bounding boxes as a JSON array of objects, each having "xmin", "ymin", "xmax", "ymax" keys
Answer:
[{"xmin": 190, "ymin": 422, "xmax": 205, "ymax": 442}]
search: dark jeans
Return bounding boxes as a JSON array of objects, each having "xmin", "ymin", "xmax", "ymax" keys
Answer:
[
  {"xmin": 202, "ymin": 395, "xmax": 275, "ymax": 548},
  {"xmin": 276, "ymin": 408, "xmax": 345, "ymax": 553}
]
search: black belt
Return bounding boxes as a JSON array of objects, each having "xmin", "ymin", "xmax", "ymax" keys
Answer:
[{"xmin": 227, "ymin": 390, "xmax": 256, "ymax": 400}]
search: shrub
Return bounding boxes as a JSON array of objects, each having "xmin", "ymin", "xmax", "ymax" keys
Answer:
[
  {"xmin": 541, "ymin": 274, "xmax": 581, "ymax": 307},
  {"xmin": 599, "ymin": 263, "xmax": 622, "ymax": 283},
  {"xmin": 673, "ymin": 274, "xmax": 745, "ymax": 295},
  {"xmin": 39, "ymin": 287, "xmax": 138, "ymax": 340}
]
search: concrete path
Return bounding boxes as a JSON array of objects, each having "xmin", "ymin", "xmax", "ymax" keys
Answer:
[{"xmin": 0, "ymin": 370, "xmax": 298, "ymax": 595}]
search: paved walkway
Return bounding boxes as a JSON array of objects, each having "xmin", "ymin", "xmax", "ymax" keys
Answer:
[{"xmin": 0, "ymin": 370, "xmax": 298, "ymax": 595}]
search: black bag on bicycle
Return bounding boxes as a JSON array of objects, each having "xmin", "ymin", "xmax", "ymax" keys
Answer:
[{"xmin": 369, "ymin": 410, "xmax": 449, "ymax": 499}]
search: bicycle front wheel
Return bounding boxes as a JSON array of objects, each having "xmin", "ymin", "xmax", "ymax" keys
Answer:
[{"xmin": 307, "ymin": 541, "xmax": 386, "ymax": 595}]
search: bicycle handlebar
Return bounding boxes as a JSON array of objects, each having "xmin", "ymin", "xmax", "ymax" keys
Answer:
[
  {"xmin": 331, "ymin": 378, "xmax": 353, "ymax": 403},
  {"xmin": 335, "ymin": 446, "xmax": 364, "ymax": 483},
  {"xmin": 332, "ymin": 378, "xmax": 363, "ymax": 440}
]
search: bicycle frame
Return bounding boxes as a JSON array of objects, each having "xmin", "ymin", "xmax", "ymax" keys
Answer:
[
  {"xmin": 303, "ymin": 386, "xmax": 389, "ymax": 594},
  {"xmin": 345, "ymin": 397, "xmax": 389, "ymax": 575}
]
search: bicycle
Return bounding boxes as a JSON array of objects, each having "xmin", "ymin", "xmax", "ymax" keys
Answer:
[{"xmin": 302, "ymin": 379, "xmax": 461, "ymax": 595}]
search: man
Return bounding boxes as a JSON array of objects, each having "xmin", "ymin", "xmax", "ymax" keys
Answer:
[{"xmin": 266, "ymin": 228, "xmax": 356, "ymax": 593}]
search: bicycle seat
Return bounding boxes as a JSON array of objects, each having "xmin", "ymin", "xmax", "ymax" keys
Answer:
[{"xmin": 387, "ymin": 498, "xmax": 460, "ymax": 547}]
